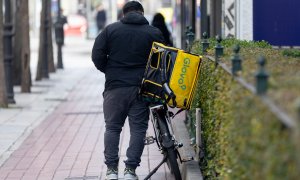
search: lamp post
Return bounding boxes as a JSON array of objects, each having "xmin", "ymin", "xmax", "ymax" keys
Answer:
[
  {"xmin": 3, "ymin": 0, "xmax": 15, "ymax": 103},
  {"xmin": 55, "ymin": 0, "xmax": 64, "ymax": 69}
]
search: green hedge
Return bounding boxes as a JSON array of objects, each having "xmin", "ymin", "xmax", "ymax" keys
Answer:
[
  {"xmin": 282, "ymin": 49, "xmax": 300, "ymax": 58},
  {"xmin": 188, "ymin": 40, "xmax": 300, "ymax": 179},
  {"xmin": 192, "ymin": 39, "xmax": 300, "ymax": 119}
]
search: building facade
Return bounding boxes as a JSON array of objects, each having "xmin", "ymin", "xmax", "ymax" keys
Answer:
[{"xmin": 172, "ymin": 0, "xmax": 300, "ymax": 47}]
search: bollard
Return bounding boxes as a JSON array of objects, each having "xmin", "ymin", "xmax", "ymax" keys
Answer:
[
  {"xmin": 255, "ymin": 56, "xmax": 269, "ymax": 95},
  {"xmin": 215, "ymin": 35, "xmax": 223, "ymax": 65},
  {"xmin": 231, "ymin": 44, "xmax": 242, "ymax": 76},
  {"xmin": 201, "ymin": 32, "xmax": 209, "ymax": 54}
]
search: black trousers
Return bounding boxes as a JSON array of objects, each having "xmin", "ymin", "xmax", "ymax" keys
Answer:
[{"xmin": 103, "ymin": 86, "xmax": 149, "ymax": 169}]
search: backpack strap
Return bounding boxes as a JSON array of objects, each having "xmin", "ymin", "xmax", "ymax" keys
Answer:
[{"xmin": 160, "ymin": 51, "xmax": 178, "ymax": 107}]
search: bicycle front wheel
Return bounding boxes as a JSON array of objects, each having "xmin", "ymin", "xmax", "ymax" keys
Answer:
[{"xmin": 166, "ymin": 147, "xmax": 182, "ymax": 180}]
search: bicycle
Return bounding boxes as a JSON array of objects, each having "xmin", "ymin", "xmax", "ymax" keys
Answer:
[
  {"xmin": 140, "ymin": 43, "xmax": 199, "ymax": 180},
  {"xmin": 143, "ymin": 98, "xmax": 192, "ymax": 180}
]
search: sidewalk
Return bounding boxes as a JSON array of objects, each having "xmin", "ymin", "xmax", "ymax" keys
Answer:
[
  {"xmin": 0, "ymin": 36, "xmax": 177, "ymax": 180},
  {"xmin": 0, "ymin": 36, "xmax": 95, "ymax": 166}
]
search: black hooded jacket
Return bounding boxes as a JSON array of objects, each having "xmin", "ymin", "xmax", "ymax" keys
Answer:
[{"xmin": 92, "ymin": 12, "xmax": 164, "ymax": 91}]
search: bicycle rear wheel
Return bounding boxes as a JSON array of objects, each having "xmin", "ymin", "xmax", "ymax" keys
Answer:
[
  {"xmin": 156, "ymin": 109, "xmax": 182, "ymax": 180},
  {"xmin": 166, "ymin": 148, "xmax": 182, "ymax": 180}
]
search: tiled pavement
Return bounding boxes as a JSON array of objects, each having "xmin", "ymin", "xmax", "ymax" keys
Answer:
[
  {"xmin": 0, "ymin": 37, "xmax": 176, "ymax": 180},
  {"xmin": 0, "ymin": 72, "xmax": 174, "ymax": 180}
]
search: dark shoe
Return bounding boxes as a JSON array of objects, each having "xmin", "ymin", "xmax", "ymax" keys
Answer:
[
  {"xmin": 105, "ymin": 167, "xmax": 118, "ymax": 180},
  {"xmin": 124, "ymin": 167, "xmax": 138, "ymax": 180}
]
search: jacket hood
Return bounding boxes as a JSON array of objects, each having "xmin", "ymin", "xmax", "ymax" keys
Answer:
[{"xmin": 120, "ymin": 12, "xmax": 149, "ymax": 25}]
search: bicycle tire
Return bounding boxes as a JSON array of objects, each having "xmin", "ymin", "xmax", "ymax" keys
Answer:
[
  {"xmin": 156, "ymin": 110, "xmax": 182, "ymax": 180},
  {"xmin": 166, "ymin": 148, "xmax": 181, "ymax": 180}
]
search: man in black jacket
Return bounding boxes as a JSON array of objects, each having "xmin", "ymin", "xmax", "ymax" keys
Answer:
[{"xmin": 92, "ymin": 1, "xmax": 164, "ymax": 180}]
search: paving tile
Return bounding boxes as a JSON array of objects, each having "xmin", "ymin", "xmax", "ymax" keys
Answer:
[
  {"xmin": 5, "ymin": 178, "xmax": 21, "ymax": 180},
  {"xmin": 15, "ymin": 157, "xmax": 35, "ymax": 170},
  {"xmin": 52, "ymin": 170, "xmax": 70, "ymax": 180},
  {"xmin": 6, "ymin": 170, "xmax": 26, "ymax": 178},
  {"xmin": 0, "ymin": 157, "xmax": 22, "ymax": 170},
  {"xmin": 0, "ymin": 170, "xmax": 9, "ymax": 179},
  {"xmin": 69, "ymin": 168, "xmax": 86, "ymax": 177}
]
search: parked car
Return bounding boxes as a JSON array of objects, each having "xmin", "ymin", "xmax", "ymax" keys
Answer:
[{"xmin": 64, "ymin": 14, "xmax": 87, "ymax": 36}]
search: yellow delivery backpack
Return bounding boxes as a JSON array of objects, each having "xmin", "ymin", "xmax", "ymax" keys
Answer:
[{"xmin": 140, "ymin": 42, "xmax": 202, "ymax": 109}]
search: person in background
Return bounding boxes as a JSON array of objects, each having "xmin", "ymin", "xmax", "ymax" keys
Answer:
[
  {"xmin": 151, "ymin": 12, "xmax": 173, "ymax": 46},
  {"xmin": 59, "ymin": 9, "xmax": 68, "ymax": 46},
  {"xmin": 91, "ymin": 1, "xmax": 164, "ymax": 180},
  {"xmin": 60, "ymin": 9, "xmax": 68, "ymax": 25},
  {"xmin": 96, "ymin": 4, "xmax": 107, "ymax": 32}
]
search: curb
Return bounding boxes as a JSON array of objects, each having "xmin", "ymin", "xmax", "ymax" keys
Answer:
[{"xmin": 172, "ymin": 110, "xmax": 203, "ymax": 180}]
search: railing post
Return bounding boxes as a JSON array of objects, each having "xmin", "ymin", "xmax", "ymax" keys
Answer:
[
  {"xmin": 214, "ymin": 35, "xmax": 223, "ymax": 66},
  {"xmin": 186, "ymin": 26, "xmax": 195, "ymax": 52},
  {"xmin": 195, "ymin": 108, "xmax": 202, "ymax": 161},
  {"xmin": 297, "ymin": 100, "xmax": 300, "ymax": 122},
  {"xmin": 297, "ymin": 101, "xmax": 300, "ymax": 139},
  {"xmin": 185, "ymin": 26, "xmax": 190, "ymax": 51},
  {"xmin": 201, "ymin": 32, "xmax": 209, "ymax": 54},
  {"xmin": 231, "ymin": 44, "xmax": 242, "ymax": 76},
  {"xmin": 295, "ymin": 100, "xmax": 300, "ymax": 157},
  {"xmin": 255, "ymin": 56, "xmax": 269, "ymax": 95}
]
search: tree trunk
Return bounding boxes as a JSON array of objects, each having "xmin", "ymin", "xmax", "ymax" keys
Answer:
[
  {"xmin": 36, "ymin": 0, "xmax": 45, "ymax": 81},
  {"xmin": 13, "ymin": 0, "xmax": 22, "ymax": 85},
  {"xmin": 13, "ymin": 0, "xmax": 31, "ymax": 91},
  {"xmin": 48, "ymin": 2, "xmax": 55, "ymax": 73},
  {"xmin": 0, "ymin": 0, "xmax": 8, "ymax": 107},
  {"xmin": 36, "ymin": 0, "xmax": 53, "ymax": 80},
  {"xmin": 20, "ymin": 0, "xmax": 31, "ymax": 92}
]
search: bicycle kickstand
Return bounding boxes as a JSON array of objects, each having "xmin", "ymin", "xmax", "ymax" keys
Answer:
[{"xmin": 143, "ymin": 155, "xmax": 167, "ymax": 180}]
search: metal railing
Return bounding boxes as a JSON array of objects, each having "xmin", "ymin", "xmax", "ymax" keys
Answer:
[{"xmin": 184, "ymin": 26, "xmax": 300, "ymax": 160}]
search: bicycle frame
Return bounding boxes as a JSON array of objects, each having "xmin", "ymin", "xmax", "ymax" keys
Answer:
[{"xmin": 149, "ymin": 104, "xmax": 177, "ymax": 149}]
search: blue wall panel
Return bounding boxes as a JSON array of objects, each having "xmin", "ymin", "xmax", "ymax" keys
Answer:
[{"xmin": 253, "ymin": 0, "xmax": 300, "ymax": 46}]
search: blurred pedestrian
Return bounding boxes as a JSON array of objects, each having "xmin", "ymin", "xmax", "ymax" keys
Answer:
[
  {"xmin": 151, "ymin": 12, "xmax": 173, "ymax": 46},
  {"xmin": 96, "ymin": 4, "xmax": 107, "ymax": 32},
  {"xmin": 59, "ymin": 9, "xmax": 68, "ymax": 25},
  {"xmin": 92, "ymin": 1, "xmax": 164, "ymax": 180},
  {"xmin": 59, "ymin": 9, "xmax": 68, "ymax": 46}
]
